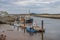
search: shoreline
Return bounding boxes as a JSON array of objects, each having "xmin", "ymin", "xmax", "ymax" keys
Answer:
[
  {"xmin": 34, "ymin": 16, "xmax": 60, "ymax": 19},
  {"xmin": 31, "ymin": 14, "xmax": 60, "ymax": 19},
  {"xmin": 0, "ymin": 14, "xmax": 60, "ymax": 24}
]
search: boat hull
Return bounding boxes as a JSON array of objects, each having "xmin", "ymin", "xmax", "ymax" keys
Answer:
[
  {"xmin": 26, "ymin": 27, "xmax": 37, "ymax": 33},
  {"xmin": 25, "ymin": 19, "xmax": 33, "ymax": 23}
]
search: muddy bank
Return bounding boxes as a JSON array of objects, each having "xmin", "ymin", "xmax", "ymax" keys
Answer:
[
  {"xmin": 0, "ymin": 21, "xmax": 7, "ymax": 24},
  {"xmin": 0, "ymin": 16, "xmax": 15, "ymax": 24},
  {"xmin": 0, "ymin": 24, "xmax": 43, "ymax": 40}
]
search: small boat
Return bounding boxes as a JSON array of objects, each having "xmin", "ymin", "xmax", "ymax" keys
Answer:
[
  {"xmin": 33, "ymin": 26, "xmax": 45, "ymax": 32},
  {"xmin": 19, "ymin": 16, "xmax": 25, "ymax": 23},
  {"xmin": 26, "ymin": 27, "xmax": 37, "ymax": 33},
  {"xmin": 20, "ymin": 24, "xmax": 26, "ymax": 29},
  {"xmin": 26, "ymin": 26, "xmax": 45, "ymax": 33},
  {"xmin": 26, "ymin": 21, "xmax": 45, "ymax": 33}
]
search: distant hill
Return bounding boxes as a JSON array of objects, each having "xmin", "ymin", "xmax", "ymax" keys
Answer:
[{"xmin": 30, "ymin": 13, "xmax": 37, "ymax": 14}]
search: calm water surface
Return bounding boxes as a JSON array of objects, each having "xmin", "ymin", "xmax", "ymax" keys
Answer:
[{"xmin": 32, "ymin": 17, "xmax": 60, "ymax": 40}]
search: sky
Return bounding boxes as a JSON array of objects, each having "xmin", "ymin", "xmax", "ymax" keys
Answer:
[{"xmin": 0, "ymin": 0, "xmax": 60, "ymax": 14}]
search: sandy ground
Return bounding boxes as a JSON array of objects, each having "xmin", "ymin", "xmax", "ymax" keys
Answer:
[{"xmin": 0, "ymin": 24, "xmax": 42, "ymax": 40}]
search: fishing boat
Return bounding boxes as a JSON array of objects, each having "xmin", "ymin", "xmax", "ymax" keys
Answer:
[
  {"xmin": 25, "ymin": 16, "xmax": 33, "ymax": 23},
  {"xmin": 19, "ymin": 16, "xmax": 33, "ymax": 23}
]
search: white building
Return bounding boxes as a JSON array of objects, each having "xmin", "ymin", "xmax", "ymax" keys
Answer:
[{"xmin": 0, "ymin": 11, "xmax": 8, "ymax": 17}]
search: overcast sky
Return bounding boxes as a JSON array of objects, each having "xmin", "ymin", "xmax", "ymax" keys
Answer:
[{"xmin": 0, "ymin": 0, "xmax": 60, "ymax": 14}]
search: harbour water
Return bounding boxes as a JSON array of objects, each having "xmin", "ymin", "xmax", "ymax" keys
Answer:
[
  {"xmin": 0, "ymin": 16, "xmax": 60, "ymax": 40},
  {"xmin": 33, "ymin": 17, "xmax": 60, "ymax": 40}
]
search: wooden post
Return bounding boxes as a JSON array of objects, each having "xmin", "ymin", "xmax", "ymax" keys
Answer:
[
  {"xmin": 41, "ymin": 32, "xmax": 43, "ymax": 40},
  {"xmin": 41, "ymin": 20, "xmax": 43, "ymax": 29},
  {"xmin": 41, "ymin": 20, "xmax": 44, "ymax": 40},
  {"xmin": 24, "ymin": 18, "xmax": 25, "ymax": 33},
  {"xmin": 23, "ymin": 15, "xmax": 25, "ymax": 25}
]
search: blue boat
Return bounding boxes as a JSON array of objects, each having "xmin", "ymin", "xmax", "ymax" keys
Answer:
[{"xmin": 26, "ymin": 27, "xmax": 37, "ymax": 33}]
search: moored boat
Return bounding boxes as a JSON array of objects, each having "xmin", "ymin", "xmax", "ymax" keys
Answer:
[
  {"xmin": 26, "ymin": 26, "xmax": 45, "ymax": 33},
  {"xmin": 26, "ymin": 27, "xmax": 37, "ymax": 33},
  {"xmin": 25, "ymin": 18, "xmax": 33, "ymax": 23},
  {"xmin": 26, "ymin": 21, "xmax": 45, "ymax": 33},
  {"xmin": 32, "ymin": 26, "xmax": 45, "ymax": 32},
  {"xmin": 19, "ymin": 16, "xmax": 33, "ymax": 23}
]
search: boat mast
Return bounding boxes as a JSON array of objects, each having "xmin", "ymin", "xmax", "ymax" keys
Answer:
[{"xmin": 28, "ymin": 9, "xmax": 30, "ymax": 16}]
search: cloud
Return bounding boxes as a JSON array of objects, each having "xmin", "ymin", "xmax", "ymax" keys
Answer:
[
  {"xmin": 0, "ymin": 0, "xmax": 60, "ymax": 14},
  {"xmin": 12, "ymin": 0, "xmax": 50, "ymax": 6}
]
